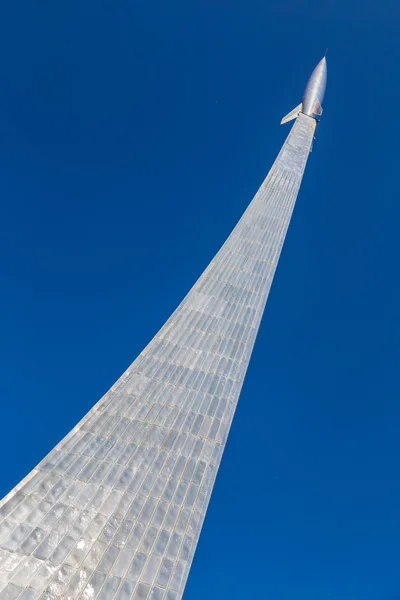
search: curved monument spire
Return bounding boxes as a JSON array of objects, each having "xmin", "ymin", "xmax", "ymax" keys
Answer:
[{"xmin": 0, "ymin": 58, "xmax": 326, "ymax": 600}]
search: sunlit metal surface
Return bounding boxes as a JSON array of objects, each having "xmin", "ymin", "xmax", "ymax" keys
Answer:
[
  {"xmin": 302, "ymin": 57, "xmax": 327, "ymax": 118},
  {"xmin": 0, "ymin": 113, "xmax": 317, "ymax": 600},
  {"xmin": 281, "ymin": 56, "xmax": 327, "ymax": 124}
]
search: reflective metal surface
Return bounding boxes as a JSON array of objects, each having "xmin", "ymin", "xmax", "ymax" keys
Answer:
[
  {"xmin": 0, "ymin": 114, "xmax": 317, "ymax": 600},
  {"xmin": 281, "ymin": 56, "xmax": 327, "ymax": 124},
  {"xmin": 302, "ymin": 56, "xmax": 327, "ymax": 118}
]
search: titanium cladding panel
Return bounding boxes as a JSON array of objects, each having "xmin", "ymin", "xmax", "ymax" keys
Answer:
[{"xmin": 0, "ymin": 114, "xmax": 316, "ymax": 600}]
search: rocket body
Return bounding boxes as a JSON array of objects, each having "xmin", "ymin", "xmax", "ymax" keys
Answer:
[
  {"xmin": 281, "ymin": 56, "xmax": 327, "ymax": 125},
  {"xmin": 302, "ymin": 57, "xmax": 327, "ymax": 117}
]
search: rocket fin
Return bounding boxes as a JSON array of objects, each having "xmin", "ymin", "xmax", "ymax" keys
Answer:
[
  {"xmin": 312, "ymin": 99, "xmax": 323, "ymax": 116},
  {"xmin": 280, "ymin": 103, "xmax": 302, "ymax": 125}
]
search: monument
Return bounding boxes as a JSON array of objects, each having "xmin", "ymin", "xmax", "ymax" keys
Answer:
[{"xmin": 0, "ymin": 57, "xmax": 327, "ymax": 600}]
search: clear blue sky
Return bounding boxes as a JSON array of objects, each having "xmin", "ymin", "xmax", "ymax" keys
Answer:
[{"xmin": 1, "ymin": 1, "xmax": 400, "ymax": 599}]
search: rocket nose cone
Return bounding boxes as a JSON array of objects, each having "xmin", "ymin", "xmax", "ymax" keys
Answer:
[
  {"xmin": 317, "ymin": 56, "xmax": 327, "ymax": 72},
  {"xmin": 306, "ymin": 56, "xmax": 327, "ymax": 87},
  {"xmin": 306, "ymin": 56, "xmax": 327, "ymax": 88},
  {"xmin": 314, "ymin": 56, "xmax": 327, "ymax": 85}
]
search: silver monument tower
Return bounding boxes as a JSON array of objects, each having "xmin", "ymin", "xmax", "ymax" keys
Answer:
[{"xmin": 0, "ymin": 57, "xmax": 327, "ymax": 600}]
